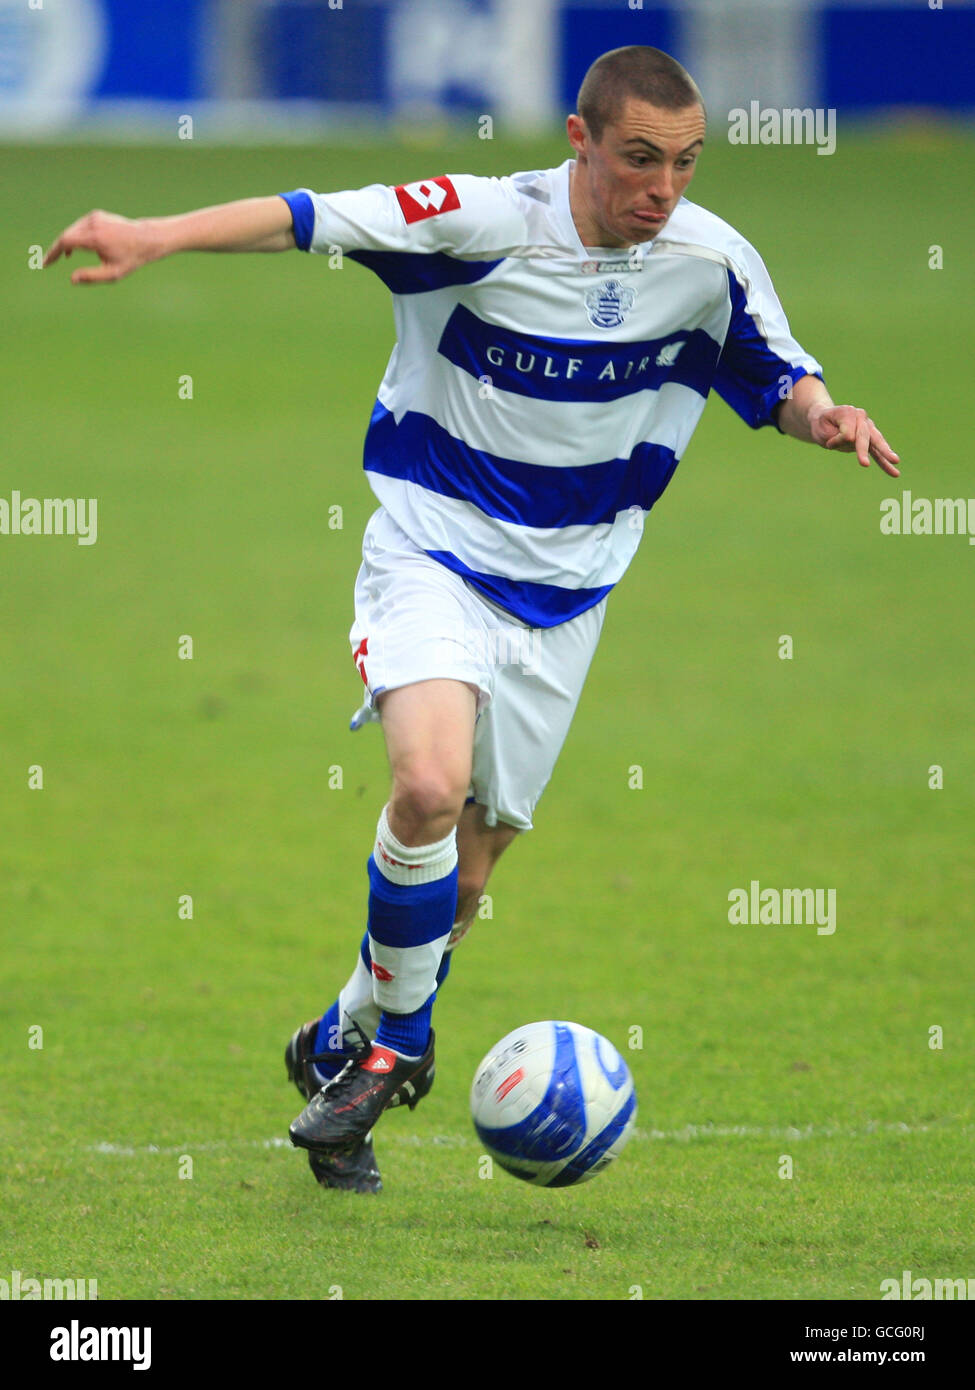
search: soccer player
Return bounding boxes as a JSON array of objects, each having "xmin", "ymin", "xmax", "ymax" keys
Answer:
[{"xmin": 45, "ymin": 46, "xmax": 899, "ymax": 1194}]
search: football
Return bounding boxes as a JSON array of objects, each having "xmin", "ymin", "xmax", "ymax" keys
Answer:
[{"xmin": 470, "ymin": 1020, "xmax": 637, "ymax": 1186}]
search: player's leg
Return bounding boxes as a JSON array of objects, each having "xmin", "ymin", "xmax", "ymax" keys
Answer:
[
  {"xmin": 285, "ymin": 799, "xmax": 517, "ymax": 1190},
  {"xmin": 290, "ymin": 508, "xmax": 488, "ymax": 1078},
  {"xmin": 446, "ymin": 800, "xmax": 520, "ymax": 950},
  {"xmin": 288, "ymin": 507, "xmax": 518, "ymax": 1179},
  {"xmin": 293, "ymin": 799, "xmax": 517, "ymax": 1098},
  {"xmin": 367, "ymin": 677, "xmax": 477, "ymax": 1053},
  {"xmin": 380, "ymin": 678, "xmax": 478, "ymax": 843},
  {"xmin": 290, "ymin": 677, "xmax": 478, "ymax": 1155},
  {"xmin": 315, "ymin": 674, "xmax": 478, "ymax": 1062}
]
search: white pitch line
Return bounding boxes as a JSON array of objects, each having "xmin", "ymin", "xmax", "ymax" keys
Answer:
[{"xmin": 87, "ymin": 1118, "xmax": 965, "ymax": 1158}]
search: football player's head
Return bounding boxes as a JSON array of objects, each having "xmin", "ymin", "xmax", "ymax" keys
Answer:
[{"xmin": 568, "ymin": 46, "xmax": 707, "ymax": 247}]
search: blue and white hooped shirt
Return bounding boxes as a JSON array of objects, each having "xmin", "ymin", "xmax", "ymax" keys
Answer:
[{"xmin": 280, "ymin": 160, "xmax": 823, "ymax": 628}]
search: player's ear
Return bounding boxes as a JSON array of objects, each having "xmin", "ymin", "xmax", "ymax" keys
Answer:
[{"xmin": 566, "ymin": 114, "xmax": 588, "ymax": 157}]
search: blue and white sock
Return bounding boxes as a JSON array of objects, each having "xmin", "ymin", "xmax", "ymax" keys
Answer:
[
  {"xmin": 310, "ymin": 920, "xmax": 456, "ymax": 1084},
  {"xmin": 368, "ymin": 805, "xmax": 458, "ymax": 1058},
  {"xmin": 311, "ymin": 1001, "xmax": 345, "ymax": 1085},
  {"xmin": 310, "ymin": 937, "xmax": 376, "ymax": 1084}
]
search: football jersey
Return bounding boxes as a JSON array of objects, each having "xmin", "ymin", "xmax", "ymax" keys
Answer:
[{"xmin": 279, "ymin": 161, "xmax": 822, "ymax": 628}]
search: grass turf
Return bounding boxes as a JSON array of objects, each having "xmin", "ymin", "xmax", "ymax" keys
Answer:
[{"xmin": 1, "ymin": 126, "xmax": 973, "ymax": 1303}]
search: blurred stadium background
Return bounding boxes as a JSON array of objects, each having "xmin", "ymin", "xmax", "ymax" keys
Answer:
[{"xmin": 2, "ymin": 0, "xmax": 973, "ymax": 140}]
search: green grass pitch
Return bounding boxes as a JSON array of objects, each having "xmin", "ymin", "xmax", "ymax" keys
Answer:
[{"xmin": 1, "ymin": 126, "xmax": 973, "ymax": 1303}]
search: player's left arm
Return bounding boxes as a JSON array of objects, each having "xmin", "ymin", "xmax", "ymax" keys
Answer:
[
  {"xmin": 775, "ymin": 374, "xmax": 900, "ymax": 477},
  {"xmin": 714, "ymin": 235, "xmax": 901, "ymax": 479}
]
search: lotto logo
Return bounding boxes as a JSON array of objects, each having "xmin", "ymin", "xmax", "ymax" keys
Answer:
[
  {"xmin": 371, "ymin": 962, "xmax": 394, "ymax": 982},
  {"xmin": 394, "ymin": 176, "xmax": 461, "ymax": 224},
  {"xmin": 353, "ymin": 636, "xmax": 369, "ymax": 686}
]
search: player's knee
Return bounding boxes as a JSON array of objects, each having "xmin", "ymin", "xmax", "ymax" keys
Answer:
[{"xmin": 389, "ymin": 768, "xmax": 467, "ymax": 839}]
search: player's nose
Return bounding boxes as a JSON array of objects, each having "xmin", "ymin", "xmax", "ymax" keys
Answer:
[{"xmin": 645, "ymin": 163, "xmax": 675, "ymax": 203}]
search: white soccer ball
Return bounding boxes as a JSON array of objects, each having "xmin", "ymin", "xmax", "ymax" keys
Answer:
[{"xmin": 470, "ymin": 1020, "xmax": 637, "ymax": 1187}]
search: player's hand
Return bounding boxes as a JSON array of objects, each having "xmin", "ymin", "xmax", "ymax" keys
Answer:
[
  {"xmin": 43, "ymin": 209, "xmax": 156, "ymax": 285},
  {"xmin": 808, "ymin": 402, "xmax": 901, "ymax": 477}
]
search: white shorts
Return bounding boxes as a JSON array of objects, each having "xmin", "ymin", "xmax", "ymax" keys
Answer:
[{"xmin": 348, "ymin": 508, "xmax": 606, "ymax": 831}]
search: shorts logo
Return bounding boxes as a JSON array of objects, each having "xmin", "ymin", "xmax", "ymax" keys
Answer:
[
  {"xmin": 394, "ymin": 176, "xmax": 461, "ymax": 224},
  {"xmin": 585, "ymin": 278, "xmax": 636, "ymax": 330},
  {"xmin": 353, "ymin": 636, "xmax": 369, "ymax": 687}
]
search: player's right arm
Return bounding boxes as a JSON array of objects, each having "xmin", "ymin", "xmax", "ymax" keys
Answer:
[
  {"xmin": 281, "ymin": 176, "xmax": 535, "ymax": 262},
  {"xmin": 43, "ymin": 196, "xmax": 295, "ymax": 285}
]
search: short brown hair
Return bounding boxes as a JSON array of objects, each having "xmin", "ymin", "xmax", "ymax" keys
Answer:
[{"xmin": 577, "ymin": 46, "xmax": 705, "ymax": 142}]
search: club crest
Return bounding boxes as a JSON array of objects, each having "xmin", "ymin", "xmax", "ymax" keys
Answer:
[{"xmin": 585, "ymin": 279, "xmax": 636, "ymax": 330}]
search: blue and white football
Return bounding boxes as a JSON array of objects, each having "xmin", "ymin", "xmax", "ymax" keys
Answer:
[{"xmin": 470, "ymin": 1021, "xmax": 637, "ymax": 1186}]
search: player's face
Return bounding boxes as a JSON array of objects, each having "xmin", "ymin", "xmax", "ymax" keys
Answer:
[{"xmin": 567, "ymin": 99, "xmax": 706, "ymax": 247}]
